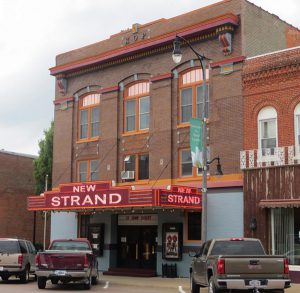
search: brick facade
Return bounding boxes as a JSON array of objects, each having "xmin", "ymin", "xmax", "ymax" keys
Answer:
[
  {"xmin": 242, "ymin": 47, "xmax": 300, "ymax": 251},
  {"xmin": 0, "ymin": 151, "xmax": 49, "ymax": 246}
]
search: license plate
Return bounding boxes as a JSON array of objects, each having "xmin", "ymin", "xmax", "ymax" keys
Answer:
[
  {"xmin": 54, "ymin": 270, "xmax": 67, "ymax": 276},
  {"xmin": 249, "ymin": 280, "xmax": 261, "ymax": 287},
  {"xmin": 0, "ymin": 267, "xmax": 3, "ymax": 271}
]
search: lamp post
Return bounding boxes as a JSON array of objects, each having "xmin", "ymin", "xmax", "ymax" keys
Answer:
[{"xmin": 172, "ymin": 35, "xmax": 222, "ymax": 242}]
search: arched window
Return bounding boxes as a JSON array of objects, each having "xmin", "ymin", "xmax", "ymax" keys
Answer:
[
  {"xmin": 78, "ymin": 93, "xmax": 100, "ymax": 141},
  {"xmin": 124, "ymin": 81, "xmax": 150, "ymax": 133},
  {"xmin": 179, "ymin": 67, "xmax": 209, "ymax": 124},
  {"xmin": 257, "ymin": 106, "xmax": 277, "ymax": 155},
  {"xmin": 294, "ymin": 103, "xmax": 300, "ymax": 151}
]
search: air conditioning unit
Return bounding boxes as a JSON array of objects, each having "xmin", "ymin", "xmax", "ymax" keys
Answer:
[{"xmin": 121, "ymin": 170, "xmax": 135, "ymax": 180}]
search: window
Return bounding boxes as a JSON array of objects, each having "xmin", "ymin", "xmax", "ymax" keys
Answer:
[
  {"xmin": 258, "ymin": 107, "xmax": 277, "ymax": 156},
  {"xmin": 180, "ymin": 149, "xmax": 193, "ymax": 177},
  {"xmin": 295, "ymin": 103, "xmax": 300, "ymax": 154},
  {"xmin": 78, "ymin": 93, "xmax": 100, "ymax": 141},
  {"xmin": 124, "ymin": 82, "xmax": 150, "ymax": 133},
  {"xmin": 78, "ymin": 159, "xmax": 100, "ymax": 182},
  {"xmin": 180, "ymin": 148, "xmax": 207, "ymax": 177},
  {"xmin": 179, "ymin": 68, "xmax": 209, "ymax": 124},
  {"xmin": 187, "ymin": 212, "xmax": 201, "ymax": 241},
  {"xmin": 123, "ymin": 153, "xmax": 149, "ymax": 181}
]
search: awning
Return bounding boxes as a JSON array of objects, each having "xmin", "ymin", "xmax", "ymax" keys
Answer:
[{"xmin": 259, "ymin": 199, "xmax": 300, "ymax": 208}]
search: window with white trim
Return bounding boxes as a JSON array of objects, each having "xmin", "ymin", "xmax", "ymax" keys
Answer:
[
  {"xmin": 258, "ymin": 107, "xmax": 277, "ymax": 156},
  {"xmin": 295, "ymin": 103, "xmax": 300, "ymax": 154}
]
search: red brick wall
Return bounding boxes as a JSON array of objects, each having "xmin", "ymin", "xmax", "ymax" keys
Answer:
[
  {"xmin": 0, "ymin": 151, "xmax": 49, "ymax": 246},
  {"xmin": 243, "ymin": 47, "xmax": 300, "ymax": 150}
]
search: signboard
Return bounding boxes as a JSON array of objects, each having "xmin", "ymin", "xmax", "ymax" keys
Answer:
[
  {"xmin": 118, "ymin": 214, "xmax": 158, "ymax": 226},
  {"xmin": 190, "ymin": 118, "xmax": 203, "ymax": 168},
  {"xmin": 27, "ymin": 181, "xmax": 202, "ymax": 211}
]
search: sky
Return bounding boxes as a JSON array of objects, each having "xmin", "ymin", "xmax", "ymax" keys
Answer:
[{"xmin": 0, "ymin": 0, "xmax": 299, "ymax": 156}]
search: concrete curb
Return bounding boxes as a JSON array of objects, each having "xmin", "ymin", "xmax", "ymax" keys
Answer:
[{"xmin": 101, "ymin": 275, "xmax": 300, "ymax": 292}]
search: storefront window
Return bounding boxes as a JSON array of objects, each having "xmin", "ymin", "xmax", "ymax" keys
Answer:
[
  {"xmin": 271, "ymin": 208, "xmax": 300, "ymax": 265},
  {"xmin": 187, "ymin": 212, "xmax": 201, "ymax": 241}
]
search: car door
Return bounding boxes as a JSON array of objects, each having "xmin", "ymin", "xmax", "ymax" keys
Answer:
[
  {"xmin": 26, "ymin": 241, "xmax": 37, "ymax": 272},
  {"xmin": 197, "ymin": 240, "xmax": 211, "ymax": 285}
]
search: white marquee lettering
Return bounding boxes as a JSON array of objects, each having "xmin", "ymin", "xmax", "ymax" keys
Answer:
[
  {"xmin": 52, "ymin": 196, "xmax": 60, "ymax": 207},
  {"xmin": 71, "ymin": 195, "xmax": 80, "ymax": 206},
  {"xmin": 61, "ymin": 195, "xmax": 70, "ymax": 205},
  {"xmin": 95, "ymin": 194, "xmax": 107, "ymax": 205},
  {"xmin": 82, "ymin": 195, "xmax": 93, "ymax": 205},
  {"xmin": 110, "ymin": 193, "xmax": 122, "ymax": 204}
]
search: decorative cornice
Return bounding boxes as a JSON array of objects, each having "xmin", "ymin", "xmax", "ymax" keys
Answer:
[
  {"xmin": 210, "ymin": 55, "xmax": 245, "ymax": 68},
  {"xmin": 50, "ymin": 14, "xmax": 239, "ymax": 77},
  {"xmin": 99, "ymin": 86, "xmax": 119, "ymax": 94},
  {"xmin": 53, "ymin": 96, "xmax": 74, "ymax": 105},
  {"xmin": 150, "ymin": 73, "xmax": 173, "ymax": 83}
]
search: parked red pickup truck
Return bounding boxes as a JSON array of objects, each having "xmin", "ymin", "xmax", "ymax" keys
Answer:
[{"xmin": 35, "ymin": 238, "xmax": 98, "ymax": 290}]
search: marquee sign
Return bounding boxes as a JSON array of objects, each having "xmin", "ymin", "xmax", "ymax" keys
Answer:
[{"xmin": 27, "ymin": 181, "xmax": 201, "ymax": 211}]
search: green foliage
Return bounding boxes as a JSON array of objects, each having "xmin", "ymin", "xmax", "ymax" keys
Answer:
[{"xmin": 33, "ymin": 121, "xmax": 53, "ymax": 195}]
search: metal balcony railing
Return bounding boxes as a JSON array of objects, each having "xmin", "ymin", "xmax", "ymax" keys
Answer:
[{"xmin": 240, "ymin": 145, "xmax": 300, "ymax": 170}]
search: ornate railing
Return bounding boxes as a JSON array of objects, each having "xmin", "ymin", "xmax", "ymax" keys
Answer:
[{"xmin": 240, "ymin": 145, "xmax": 300, "ymax": 170}]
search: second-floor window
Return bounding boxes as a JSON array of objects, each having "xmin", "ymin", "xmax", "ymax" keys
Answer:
[
  {"xmin": 123, "ymin": 153, "xmax": 149, "ymax": 181},
  {"xmin": 124, "ymin": 81, "xmax": 150, "ymax": 133},
  {"xmin": 79, "ymin": 93, "xmax": 100, "ymax": 141},
  {"xmin": 179, "ymin": 68, "xmax": 209, "ymax": 124},
  {"xmin": 78, "ymin": 159, "xmax": 100, "ymax": 181},
  {"xmin": 258, "ymin": 107, "xmax": 277, "ymax": 156}
]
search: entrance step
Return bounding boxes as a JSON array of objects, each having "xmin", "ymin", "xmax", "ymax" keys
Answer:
[{"xmin": 103, "ymin": 267, "xmax": 156, "ymax": 277}]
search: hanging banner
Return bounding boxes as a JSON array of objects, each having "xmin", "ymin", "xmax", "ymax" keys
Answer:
[{"xmin": 190, "ymin": 118, "xmax": 203, "ymax": 168}]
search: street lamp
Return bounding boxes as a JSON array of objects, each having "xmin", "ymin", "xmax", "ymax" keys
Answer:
[{"xmin": 172, "ymin": 35, "xmax": 222, "ymax": 242}]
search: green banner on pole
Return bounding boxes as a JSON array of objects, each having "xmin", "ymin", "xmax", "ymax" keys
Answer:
[{"xmin": 190, "ymin": 118, "xmax": 203, "ymax": 168}]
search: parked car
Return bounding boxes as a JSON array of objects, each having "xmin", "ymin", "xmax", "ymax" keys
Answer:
[
  {"xmin": 0, "ymin": 238, "xmax": 37, "ymax": 283},
  {"xmin": 190, "ymin": 238, "xmax": 291, "ymax": 293},
  {"xmin": 35, "ymin": 238, "xmax": 98, "ymax": 290}
]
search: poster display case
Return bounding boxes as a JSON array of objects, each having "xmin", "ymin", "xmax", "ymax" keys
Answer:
[
  {"xmin": 162, "ymin": 223, "xmax": 183, "ymax": 260},
  {"xmin": 88, "ymin": 223, "xmax": 104, "ymax": 256}
]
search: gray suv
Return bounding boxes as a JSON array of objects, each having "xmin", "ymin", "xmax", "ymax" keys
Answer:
[{"xmin": 0, "ymin": 238, "xmax": 37, "ymax": 282}]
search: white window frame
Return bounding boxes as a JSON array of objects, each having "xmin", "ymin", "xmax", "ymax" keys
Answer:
[
  {"xmin": 257, "ymin": 107, "xmax": 278, "ymax": 162},
  {"xmin": 294, "ymin": 103, "xmax": 300, "ymax": 158}
]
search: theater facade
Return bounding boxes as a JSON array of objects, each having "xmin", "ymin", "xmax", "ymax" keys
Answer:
[{"xmin": 28, "ymin": 0, "xmax": 300, "ymax": 277}]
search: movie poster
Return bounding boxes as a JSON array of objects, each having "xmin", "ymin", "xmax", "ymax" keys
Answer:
[
  {"xmin": 165, "ymin": 232, "xmax": 179, "ymax": 258},
  {"xmin": 162, "ymin": 223, "xmax": 183, "ymax": 260}
]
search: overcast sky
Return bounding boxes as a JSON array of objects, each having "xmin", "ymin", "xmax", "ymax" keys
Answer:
[{"xmin": 0, "ymin": 0, "xmax": 299, "ymax": 156}]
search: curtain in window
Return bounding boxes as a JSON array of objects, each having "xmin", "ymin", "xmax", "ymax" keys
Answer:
[
  {"xmin": 138, "ymin": 154, "xmax": 149, "ymax": 180},
  {"xmin": 79, "ymin": 161, "xmax": 88, "ymax": 181},
  {"xmin": 260, "ymin": 118, "xmax": 276, "ymax": 155},
  {"xmin": 181, "ymin": 149, "xmax": 193, "ymax": 176},
  {"xmin": 271, "ymin": 208, "xmax": 294, "ymax": 261}
]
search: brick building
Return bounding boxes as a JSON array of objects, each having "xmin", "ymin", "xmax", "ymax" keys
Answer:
[
  {"xmin": 241, "ymin": 46, "xmax": 300, "ymax": 277},
  {"xmin": 28, "ymin": 0, "xmax": 300, "ymax": 277},
  {"xmin": 0, "ymin": 150, "xmax": 46, "ymax": 246}
]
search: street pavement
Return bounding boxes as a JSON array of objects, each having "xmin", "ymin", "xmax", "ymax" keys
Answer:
[{"xmin": 103, "ymin": 274, "xmax": 300, "ymax": 293}]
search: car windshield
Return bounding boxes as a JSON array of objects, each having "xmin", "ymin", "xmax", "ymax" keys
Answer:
[
  {"xmin": 50, "ymin": 241, "xmax": 90, "ymax": 251},
  {"xmin": 211, "ymin": 240, "xmax": 265, "ymax": 255},
  {"xmin": 0, "ymin": 241, "xmax": 20, "ymax": 253}
]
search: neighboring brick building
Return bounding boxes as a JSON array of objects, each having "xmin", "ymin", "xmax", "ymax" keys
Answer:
[
  {"xmin": 241, "ymin": 46, "xmax": 300, "ymax": 279},
  {"xmin": 28, "ymin": 0, "xmax": 300, "ymax": 277},
  {"xmin": 0, "ymin": 150, "xmax": 47, "ymax": 246}
]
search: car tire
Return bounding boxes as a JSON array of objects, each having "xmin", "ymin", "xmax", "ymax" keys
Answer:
[
  {"xmin": 190, "ymin": 273, "xmax": 200, "ymax": 293},
  {"xmin": 208, "ymin": 277, "xmax": 220, "ymax": 293},
  {"xmin": 20, "ymin": 266, "xmax": 30, "ymax": 283},
  {"xmin": 83, "ymin": 275, "xmax": 91, "ymax": 290},
  {"xmin": 91, "ymin": 275, "xmax": 98, "ymax": 285},
  {"xmin": 51, "ymin": 279, "xmax": 59, "ymax": 285},
  {"xmin": 37, "ymin": 277, "xmax": 47, "ymax": 289},
  {"xmin": 1, "ymin": 276, "xmax": 9, "ymax": 281}
]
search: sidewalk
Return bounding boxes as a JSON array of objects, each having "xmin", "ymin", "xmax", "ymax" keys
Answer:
[{"xmin": 101, "ymin": 275, "xmax": 300, "ymax": 292}]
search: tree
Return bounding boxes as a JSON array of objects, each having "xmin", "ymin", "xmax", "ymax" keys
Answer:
[{"xmin": 34, "ymin": 121, "xmax": 53, "ymax": 194}]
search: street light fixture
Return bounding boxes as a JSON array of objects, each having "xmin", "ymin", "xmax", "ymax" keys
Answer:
[{"xmin": 172, "ymin": 35, "xmax": 222, "ymax": 242}]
